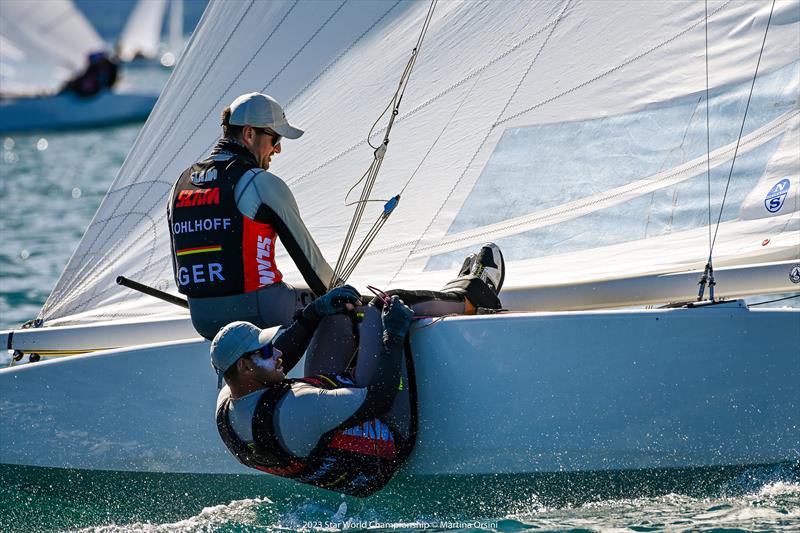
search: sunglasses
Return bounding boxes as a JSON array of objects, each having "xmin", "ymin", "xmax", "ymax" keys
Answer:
[
  {"xmin": 255, "ymin": 128, "xmax": 281, "ymax": 146},
  {"xmin": 244, "ymin": 344, "xmax": 274, "ymax": 360}
]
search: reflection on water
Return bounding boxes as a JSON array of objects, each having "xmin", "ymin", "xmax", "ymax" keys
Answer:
[{"xmin": 0, "ymin": 67, "xmax": 171, "ymax": 331}]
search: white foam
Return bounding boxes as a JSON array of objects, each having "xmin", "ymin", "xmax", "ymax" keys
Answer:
[{"xmin": 72, "ymin": 496, "xmax": 273, "ymax": 533}]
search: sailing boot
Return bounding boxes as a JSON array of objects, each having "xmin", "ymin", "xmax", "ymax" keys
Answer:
[
  {"xmin": 441, "ymin": 243, "xmax": 504, "ymax": 310},
  {"xmin": 470, "ymin": 242, "xmax": 504, "ymax": 293}
]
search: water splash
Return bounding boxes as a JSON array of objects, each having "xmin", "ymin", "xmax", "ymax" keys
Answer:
[{"xmin": 72, "ymin": 497, "xmax": 273, "ymax": 533}]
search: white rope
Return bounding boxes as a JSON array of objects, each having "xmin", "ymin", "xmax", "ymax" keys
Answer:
[{"xmin": 330, "ymin": 0, "xmax": 438, "ymax": 288}]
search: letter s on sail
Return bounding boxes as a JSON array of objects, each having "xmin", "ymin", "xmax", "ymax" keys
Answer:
[{"xmin": 764, "ymin": 178, "xmax": 790, "ymax": 213}]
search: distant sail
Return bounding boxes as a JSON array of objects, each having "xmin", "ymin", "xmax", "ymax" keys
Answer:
[
  {"xmin": 165, "ymin": 0, "xmax": 184, "ymax": 66},
  {"xmin": 0, "ymin": 0, "xmax": 104, "ymax": 95},
  {"xmin": 40, "ymin": 0, "xmax": 800, "ymax": 326},
  {"xmin": 117, "ymin": 0, "xmax": 168, "ymax": 62}
]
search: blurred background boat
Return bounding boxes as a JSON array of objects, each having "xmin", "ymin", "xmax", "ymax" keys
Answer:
[
  {"xmin": 116, "ymin": 0, "xmax": 185, "ymax": 68},
  {"xmin": 0, "ymin": 0, "xmax": 162, "ymax": 133}
]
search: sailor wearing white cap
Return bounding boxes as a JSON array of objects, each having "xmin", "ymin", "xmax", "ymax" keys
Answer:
[{"xmin": 168, "ymin": 92, "xmax": 337, "ymax": 339}]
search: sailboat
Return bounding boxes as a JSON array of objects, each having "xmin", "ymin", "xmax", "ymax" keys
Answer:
[
  {"xmin": 0, "ymin": 0, "xmax": 157, "ymax": 133},
  {"xmin": 116, "ymin": 0, "xmax": 168, "ymax": 63},
  {"xmin": 1, "ymin": 0, "xmax": 798, "ymax": 477},
  {"xmin": 116, "ymin": 0, "xmax": 185, "ymax": 68}
]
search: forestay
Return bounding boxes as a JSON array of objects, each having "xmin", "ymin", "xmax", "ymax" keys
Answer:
[
  {"xmin": 39, "ymin": 0, "xmax": 800, "ymax": 326},
  {"xmin": 0, "ymin": 0, "xmax": 104, "ymax": 96}
]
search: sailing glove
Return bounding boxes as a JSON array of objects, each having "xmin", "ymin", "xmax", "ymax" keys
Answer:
[
  {"xmin": 303, "ymin": 284, "xmax": 361, "ymax": 322},
  {"xmin": 382, "ymin": 295, "xmax": 413, "ymax": 342}
]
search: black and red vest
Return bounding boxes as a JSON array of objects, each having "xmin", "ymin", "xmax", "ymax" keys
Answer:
[
  {"xmin": 216, "ymin": 372, "xmax": 416, "ymax": 497},
  {"xmin": 169, "ymin": 141, "xmax": 282, "ymax": 298}
]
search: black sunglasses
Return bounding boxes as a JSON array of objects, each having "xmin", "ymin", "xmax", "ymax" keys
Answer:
[
  {"xmin": 244, "ymin": 344, "xmax": 273, "ymax": 360},
  {"xmin": 255, "ymin": 128, "xmax": 281, "ymax": 146}
]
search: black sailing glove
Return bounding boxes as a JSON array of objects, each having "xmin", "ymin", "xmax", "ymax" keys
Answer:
[
  {"xmin": 382, "ymin": 295, "xmax": 413, "ymax": 343},
  {"xmin": 302, "ymin": 284, "xmax": 361, "ymax": 322}
]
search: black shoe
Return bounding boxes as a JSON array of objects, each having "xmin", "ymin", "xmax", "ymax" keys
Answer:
[
  {"xmin": 470, "ymin": 243, "xmax": 504, "ymax": 293},
  {"xmin": 458, "ymin": 253, "xmax": 476, "ymax": 277}
]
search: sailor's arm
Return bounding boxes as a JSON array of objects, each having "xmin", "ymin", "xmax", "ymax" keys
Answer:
[{"xmin": 234, "ymin": 169, "xmax": 334, "ymax": 295}]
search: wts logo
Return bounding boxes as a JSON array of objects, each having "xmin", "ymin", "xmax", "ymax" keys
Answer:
[
  {"xmin": 175, "ymin": 188, "xmax": 220, "ymax": 208},
  {"xmin": 256, "ymin": 235, "xmax": 276, "ymax": 285},
  {"xmin": 764, "ymin": 178, "xmax": 790, "ymax": 213}
]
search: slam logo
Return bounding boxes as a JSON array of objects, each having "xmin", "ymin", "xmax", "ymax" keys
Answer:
[{"xmin": 764, "ymin": 178, "xmax": 790, "ymax": 213}]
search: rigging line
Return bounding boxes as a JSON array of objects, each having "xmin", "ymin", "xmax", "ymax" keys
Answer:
[
  {"xmin": 748, "ymin": 293, "xmax": 800, "ymax": 306},
  {"xmin": 287, "ymin": 10, "xmax": 563, "ymax": 188},
  {"xmin": 331, "ymin": 0, "xmax": 437, "ymax": 286},
  {"xmin": 388, "ymin": 0, "xmax": 572, "ymax": 285},
  {"xmin": 704, "ymin": 0, "xmax": 713, "ymax": 255},
  {"xmin": 708, "ymin": 0, "xmax": 776, "ymax": 257}
]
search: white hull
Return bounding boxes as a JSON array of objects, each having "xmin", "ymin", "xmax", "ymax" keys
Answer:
[
  {"xmin": 0, "ymin": 91, "xmax": 157, "ymax": 133},
  {"xmin": 1, "ymin": 302, "xmax": 798, "ymax": 475}
]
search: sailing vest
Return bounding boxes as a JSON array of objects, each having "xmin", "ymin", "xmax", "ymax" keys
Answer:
[
  {"xmin": 169, "ymin": 147, "xmax": 282, "ymax": 298},
  {"xmin": 216, "ymin": 373, "xmax": 415, "ymax": 497}
]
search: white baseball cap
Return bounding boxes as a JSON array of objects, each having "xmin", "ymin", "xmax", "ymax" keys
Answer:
[
  {"xmin": 210, "ymin": 321, "xmax": 281, "ymax": 386},
  {"xmin": 228, "ymin": 92, "xmax": 304, "ymax": 139}
]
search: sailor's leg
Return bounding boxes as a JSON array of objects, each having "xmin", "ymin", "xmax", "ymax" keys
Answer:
[
  {"xmin": 381, "ymin": 289, "xmax": 467, "ymax": 316},
  {"xmin": 188, "ymin": 290, "xmax": 261, "ymax": 339},
  {"xmin": 351, "ymin": 305, "xmax": 413, "ymax": 441},
  {"xmin": 304, "ymin": 314, "xmax": 359, "ymax": 375},
  {"xmin": 253, "ymin": 281, "xmax": 315, "ymax": 326},
  {"xmin": 352, "ymin": 305, "xmax": 384, "ymax": 386}
]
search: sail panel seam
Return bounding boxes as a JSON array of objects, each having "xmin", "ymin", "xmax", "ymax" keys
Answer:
[
  {"xmin": 190, "ymin": 0, "xmax": 357, "ymax": 188},
  {"xmin": 287, "ymin": 7, "xmax": 562, "ymax": 187},
  {"xmin": 495, "ymin": 0, "xmax": 733, "ymax": 128},
  {"xmin": 367, "ymin": 109, "xmax": 797, "ymax": 258},
  {"xmin": 386, "ymin": 0, "xmax": 573, "ymax": 284}
]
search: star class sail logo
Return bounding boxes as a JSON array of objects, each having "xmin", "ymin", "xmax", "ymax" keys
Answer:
[
  {"xmin": 764, "ymin": 178, "xmax": 790, "ymax": 213},
  {"xmin": 790, "ymin": 264, "xmax": 800, "ymax": 284}
]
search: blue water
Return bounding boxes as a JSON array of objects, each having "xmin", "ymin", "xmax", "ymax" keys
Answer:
[{"xmin": 0, "ymin": 66, "xmax": 170, "ymax": 332}]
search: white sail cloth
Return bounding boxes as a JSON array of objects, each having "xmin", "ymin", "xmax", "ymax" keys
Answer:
[
  {"xmin": 117, "ymin": 0, "xmax": 168, "ymax": 62},
  {"xmin": 0, "ymin": 0, "xmax": 104, "ymax": 96},
  {"xmin": 39, "ymin": 0, "xmax": 800, "ymax": 326}
]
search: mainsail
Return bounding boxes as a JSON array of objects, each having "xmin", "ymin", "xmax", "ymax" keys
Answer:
[
  {"xmin": 39, "ymin": 0, "xmax": 800, "ymax": 326},
  {"xmin": 117, "ymin": 0, "xmax": 168, "ymax": 62},
  {"xmin": 0, "ymin": 0, "xmax": 104, "ymax": 96}
]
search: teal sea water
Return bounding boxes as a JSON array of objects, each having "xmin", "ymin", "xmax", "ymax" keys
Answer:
[
  {"xmin": 1, "ymin": 462, "xmax": 799, "ymax": 532},
  {"xmin": 2, "ymin": 33, "xmax": 800, "ymax": 533}
]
